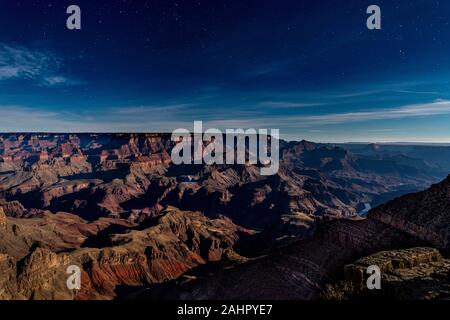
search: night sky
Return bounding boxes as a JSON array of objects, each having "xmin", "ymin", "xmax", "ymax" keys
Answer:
[{"xmin": 1, "ymin": 0, "xmax": 450, "ymax": 142}]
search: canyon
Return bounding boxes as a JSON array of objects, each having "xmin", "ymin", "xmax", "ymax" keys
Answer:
[{"xmin": 0, "ymin": 133, "xmax": 449, "ymax": 299}]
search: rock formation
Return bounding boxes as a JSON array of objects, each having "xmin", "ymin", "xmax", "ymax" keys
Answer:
[
  {"xmin": 0, "ymin": 133, "xmax": 449, "ymax": 300},
  {"xmin": 147, "ymin": 175, "xmax": 450, "ymax": 300},
  {"xmin": 322, "ymin": 247, "xmax": 450, "ymax": 300},
  {"xmin": 0, "ymin": 207, "xmax": 6, "ymax": 229}
]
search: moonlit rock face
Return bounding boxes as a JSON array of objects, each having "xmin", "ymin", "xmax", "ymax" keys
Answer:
[{"xmin": 0, "ymin": 207, "xmax": 6, "ymax": 229}]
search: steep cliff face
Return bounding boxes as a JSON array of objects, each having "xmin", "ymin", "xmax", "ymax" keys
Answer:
[
  {"xmin": 369, "ymin": 175, "xmax": 450, "ymax": 254},
  {"xmin": 0, "ymin": 207, "xmax": 249, "ymax": 300}
]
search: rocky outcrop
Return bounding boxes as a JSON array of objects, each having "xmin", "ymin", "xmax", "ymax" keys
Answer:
[
  {"xmin": 32, "ymin": 156, "xmax": 92, "ymax": 178},
  {"xmin": 0, "ymin": 200, "xmax": 27, "ymax": 218},
  {"xmin": 0, "ymin": 207, "xmax": 6, "ymax": 229},
  {"xmin": 322, "ymin": 247, "xmax": 450, "ymax": 300},
  {"xmin": 40, "ymin": 180, "xmax": 100, "ymax": 207},
  {"xmin": 130, "ymin": 152, "xmax": 172, "ymax": 174},
  {"xmin": 0, "ymin": 254, "xmax": 20, "ymax": 299},
  {"xmin": 344, "ymin": 247, "xmax": 444, "ymax": 289},
  {"xmin": 17, "ymin": 247, "xmax": 70, "ymax": 299}
]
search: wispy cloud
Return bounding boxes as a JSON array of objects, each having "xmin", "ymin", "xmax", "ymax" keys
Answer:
[
  {"xmin": 243, "ymin": 61, "xmax": 290, "ymax": 78},
  {"xmin": 2, "ymin": 99, "xmax": 450, "ymax": 138},
  {"xmin": 0, "ymin": 106, "xmax": 100, "ymax": 132},
  {"xmin": 0, "ymin": 43, "xmax": 81, "ymax": 86},
  {"xmin": 260, "ymin": 101, "xmax": 326, "ymax": 108},
  {"xmin": 0, "ymin": 105, "xmax": 195, "ymax": 132},
  {"xmin": 394, "ymin": 90, "xmax": 441, "ymax": 95},
  {"xmin": 332, "ymin": 89, "xmax": 384, "ymax": 98},
  {"xmin": 330, "ymin": 83, "xmax": 441, "ymax": 99},
  {"xmin": 292, "ymin": 99, "xmax": 450, "ymax": 125},
  {"xmin": 111, "ymin": 104, "xmax": 191, "ymax": 115},
  {"xmin": 365, "ymin": 128, "xmax": 398, "ymax": 132}
]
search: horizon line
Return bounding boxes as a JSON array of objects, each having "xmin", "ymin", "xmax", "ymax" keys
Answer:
[{"xmin": 1, "ymin": 132, "xmax": 450, "ymax": 145}]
